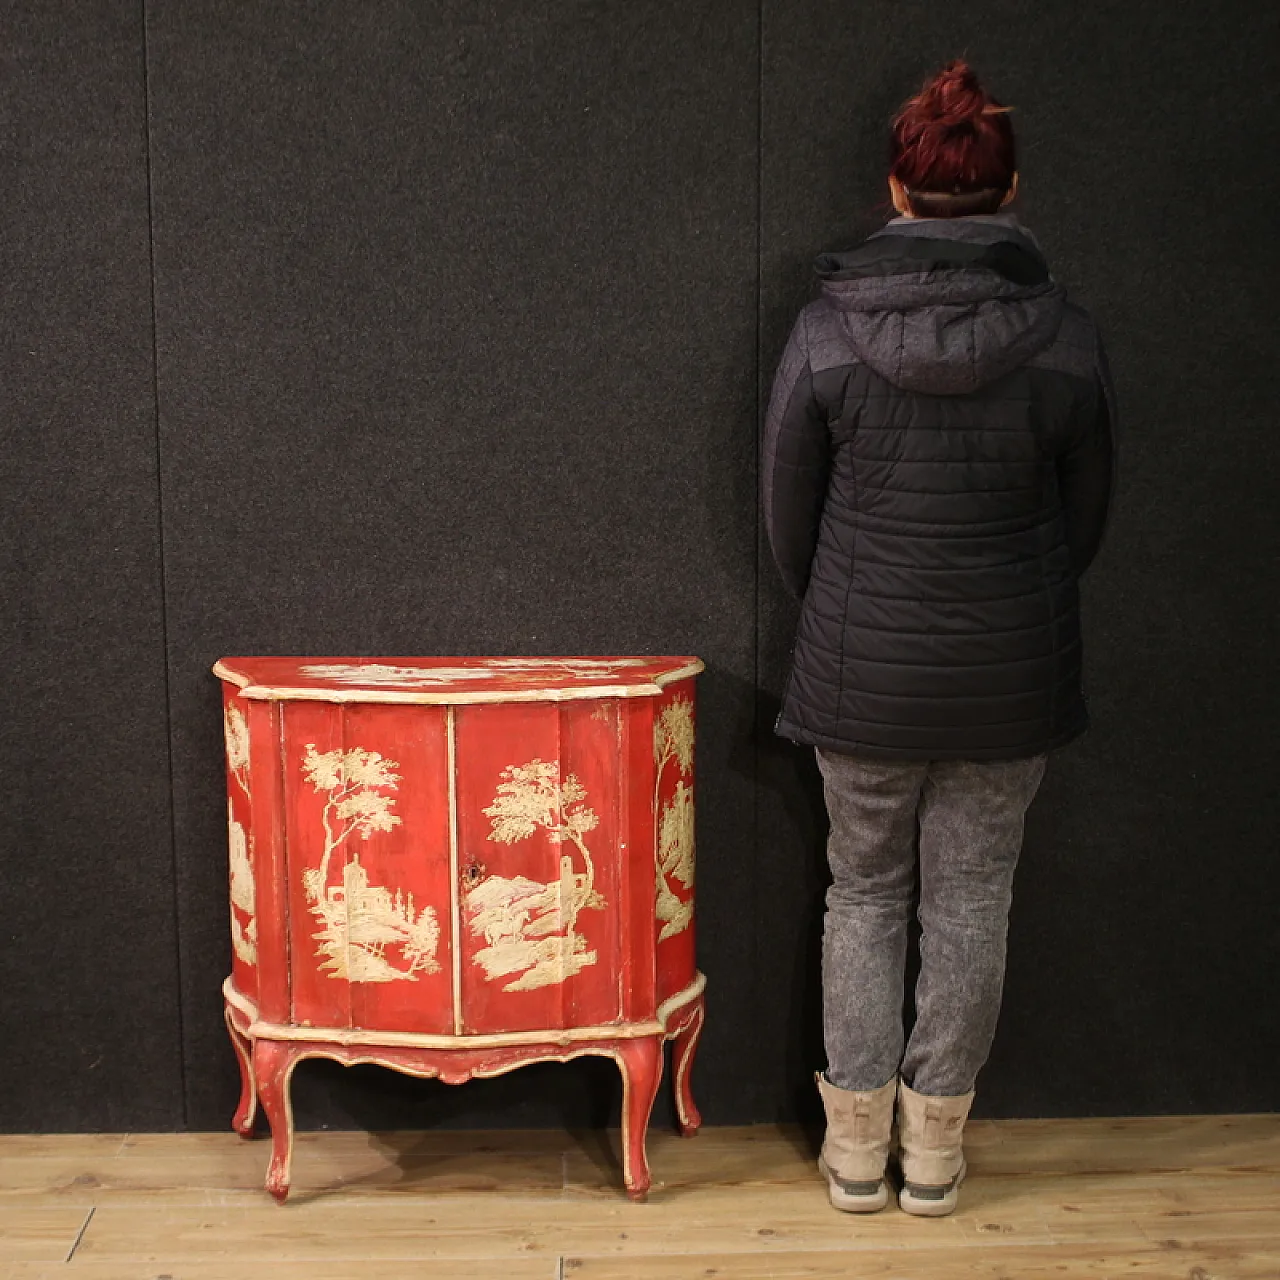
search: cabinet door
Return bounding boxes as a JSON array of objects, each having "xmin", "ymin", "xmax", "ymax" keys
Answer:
[
  {"xmin": 454, "ymin": 701, "xmax": 623, "ymax": 1035},
  {"xmin": 281, "ymin": 701, "xmax": 455, "ymax": 1035}
]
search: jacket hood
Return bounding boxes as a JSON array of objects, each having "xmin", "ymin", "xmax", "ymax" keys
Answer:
[{"xmin": 815, "ymin": 216, "xmax": 1066, "ymax": 395}]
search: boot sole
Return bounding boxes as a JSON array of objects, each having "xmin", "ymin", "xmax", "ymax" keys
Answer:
[
  {"xmin": 898, "ymin": 1159, "xmax": 967, "ymax": 1218},
  {"xmin": 818, "ymin": 1156, "xmax": 889, "ymax": 1214}
]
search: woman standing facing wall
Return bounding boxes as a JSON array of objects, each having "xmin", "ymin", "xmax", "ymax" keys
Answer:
[{"xmin": 763, "ymin": 61, "xmax": 1114, "ymax": 1217}]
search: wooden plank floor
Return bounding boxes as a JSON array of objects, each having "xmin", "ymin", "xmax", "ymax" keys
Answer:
[{"xmin": 0, "ymin": 1116, "xmax": 1276, "ymax": 1279}]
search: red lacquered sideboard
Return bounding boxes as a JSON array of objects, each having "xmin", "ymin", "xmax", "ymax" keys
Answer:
[{"xmin": 215, "ymin": 656, "xmax": 705, "ymax": 1202}]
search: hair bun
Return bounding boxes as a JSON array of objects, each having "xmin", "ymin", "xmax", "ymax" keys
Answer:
[
  {"xmin": 918, "ymin": 60, "xmax": 989, "ymax": 126},
  {"xmin": 889, "ymin": 59, "xmax": 1016, "ymax": 212}
]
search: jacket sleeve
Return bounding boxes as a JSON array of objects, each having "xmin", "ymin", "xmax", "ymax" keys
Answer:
[
  {"xmin": 762, "ymin": 309, "xmax": 831, "ymax": 599},
  {"xmin": 1057, "ymin": 329, "xmax": 1116, "ymax": 577}
]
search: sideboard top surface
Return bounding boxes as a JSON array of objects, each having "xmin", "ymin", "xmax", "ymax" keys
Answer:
[{"xmin": 214, "ymin": 656, "xmax": 704, "ymax": 705}]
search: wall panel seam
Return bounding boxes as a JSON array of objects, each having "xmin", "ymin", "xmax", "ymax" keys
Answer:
[
  {"xmin": 140, "ymin": 0, "xmax": 189, "ymax": 1128},
  {"xmin": 752, "ymin": 0, "xmax": 766, "ymax": 1119}
]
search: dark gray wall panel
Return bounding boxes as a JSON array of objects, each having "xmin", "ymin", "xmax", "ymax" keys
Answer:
[
  {"xmin": 758, "ymin": 1, "xmax": 1280, "ymax": 1118},
  {"xmin": 0, "ymin": 3, "xmax": 182, "ymax": 1128},
  {"xmin": 147, "ymin": 2, "xmax": 761, "ymax": 1128}
]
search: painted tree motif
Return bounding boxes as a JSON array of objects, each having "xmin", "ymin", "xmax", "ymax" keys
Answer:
[
  {"xmin": 656, "ymin": 781, "xmax": 694, "ymax": 940},
  {"xmin": 300, "ymin": 744, "xmax": 440, "ymax": 983},
  {"xmin": 223, "ymin": 703, "xmax": 257, "ymax": 965},
  {"xmin": 466, "ymin": 760, "xmax": 605, "ymax": 991},
  {"xmin": 654, "ymin": 697, "xmax": 696, "ymax": 940},
  {"xmin": 223, "ymin": 703, "xmax": 251, "ymax": 795},
  {"xmin": 228, "ymin": 801, "xmax": 258, "ymax": 965}
]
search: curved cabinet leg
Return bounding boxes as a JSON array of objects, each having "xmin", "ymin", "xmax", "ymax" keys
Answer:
[
  {"xmin": 617, "ymin": 1037, "xmax": 663, "ymax": 1202},
  {"xmin": 670, "ymin": 998, "xmax": 705, "ymax": 1138},
  {"xmin": 224, "ymin": 1008, "xmax": 259, "ymax": 1139},
  {"xmin": 252, "ymin": 1040, "xmax": 299, "ymax": 1203}
]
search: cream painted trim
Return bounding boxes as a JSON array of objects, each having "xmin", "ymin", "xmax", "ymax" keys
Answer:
[
  {"xmin": 224, "ymin": 1006, "xmax": 259, "ymax": 1134},
  {"xmin": 223, "ymin": 973, "xmax": 705, "ymax": 1048},
  {"xmin": 446, "ymin": 707, "xmax": 463, "ymax": 1036},
  {"xmin": 673, "ymin": 1000, "xmax": 704, "ymax": 1133},
  {"xmin": 211, "ymin": 660, "xmax": 705, "ymax": 705},
  {"xmin": 282, "ymin": 1044, "xmax": 626, "ymax": 1083},
  {"xmin": 245, "ymin": 1018, "xmax": 665, "ymax": 1049},
  {"xmin": 271, "ymin": 1052, "xmax": 300, "ymax": 1196},
  {"xmin": 656, "ymin": 972, "xmax": 707, "ymax": 1030},
  {"xmin": 224, "ymin": 978, "xmax": 257, "ymax": 1023}
]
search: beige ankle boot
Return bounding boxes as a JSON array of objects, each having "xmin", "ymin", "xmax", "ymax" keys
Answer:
[
  {"xmin": 896, "ymin": 1079, "xmax": 974, "ymax": 1217},
  {"xmin": 815, "ymin": 1073, "xmax": 896, "ymax": 1213}
]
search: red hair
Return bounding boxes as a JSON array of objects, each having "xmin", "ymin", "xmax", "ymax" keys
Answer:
[{"xmin": 890, "ymin": 61, "xmax": 1016, "ymax": 217}]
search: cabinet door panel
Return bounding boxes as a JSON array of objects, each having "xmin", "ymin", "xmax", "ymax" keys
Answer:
[
  {"xmin": 455, "ymin": 702, "xmax": 623, "ymax": 1034},
  {"xmin": 282, "ymin": 702, "xmax": 353, "ymax": 1032},
  {"xmin": 558, "ymin": 699, "xmax": 624, "ymax": 1030},
  {"xmin": 281, "ymin": 702, "xmax": 454, "ymax": 1035},
  {"xmin": 343, "ymin": 703, "xmax": 454, "ymax": 1035}
]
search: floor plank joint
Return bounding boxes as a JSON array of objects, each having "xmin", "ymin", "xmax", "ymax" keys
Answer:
[{"xmin": 63, "ymin": 1207, "xmax": 95, "ymax": 1263}]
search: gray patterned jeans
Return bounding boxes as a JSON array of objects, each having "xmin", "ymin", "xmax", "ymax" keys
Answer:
[{"xmin": 816, "ymin": 749, "xmax": 1047, "ymax": 1097}]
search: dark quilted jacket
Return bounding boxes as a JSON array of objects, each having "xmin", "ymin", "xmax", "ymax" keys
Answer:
[{"xmin": 763, "ymin": 215, "xmax": 1115, "ymax": 760}]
